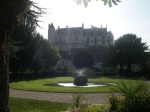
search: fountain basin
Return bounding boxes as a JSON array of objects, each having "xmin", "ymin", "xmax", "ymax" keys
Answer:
[{"xmin": 42, "ymin": 82, "xmax": 116, "ymax": 87}]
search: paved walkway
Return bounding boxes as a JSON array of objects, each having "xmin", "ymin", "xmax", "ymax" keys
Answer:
[{"xmin": 9, "ymin": 88, "xmax": 119, "ymax": 104}]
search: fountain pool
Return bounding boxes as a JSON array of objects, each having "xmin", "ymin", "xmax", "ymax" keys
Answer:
[{"xmin": 43, "ymin": 82, "xmax": 116, "ymax": 87}]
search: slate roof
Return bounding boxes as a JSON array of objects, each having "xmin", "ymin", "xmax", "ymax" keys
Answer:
[
  {"xmin": 57, "ymin": 27, "xmax": 82, "ymax": 35},
  {"xmin": 56, "ymin": 27, "xmax": 107, "ymax": 36}
]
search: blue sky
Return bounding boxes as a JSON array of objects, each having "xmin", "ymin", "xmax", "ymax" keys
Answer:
[{"xmin": 34, "ymin": 0, "xmax": 150, "ymax": 45}]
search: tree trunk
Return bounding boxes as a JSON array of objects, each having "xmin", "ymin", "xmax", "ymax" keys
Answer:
[
  {"xmin": 0, "ymin": 29, "xmax": 10, "ymax": 112},
  {"xmin": 0, "ymin": 1, "xmax": 28, "ymax": 112}
]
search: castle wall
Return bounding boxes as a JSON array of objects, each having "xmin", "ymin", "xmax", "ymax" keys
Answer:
[{"xmin": 48, "ymin": 24, "xmax": 114, "ymax": 51}]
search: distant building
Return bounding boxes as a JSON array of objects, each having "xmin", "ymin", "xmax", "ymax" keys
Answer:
[
  {"xmin": 48, "ymin": 23, "xmax": 114, "ymax": 69},
  {"xmin": 48, "ymin": 23, "xmax": 114, "ymax": 52}
]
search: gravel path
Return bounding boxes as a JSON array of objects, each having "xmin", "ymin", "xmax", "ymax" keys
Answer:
[
  {"xmin": 9, "ymin": 88, "xmax": 120, "ymax": 104},
  {"xmin": 9, "ymin": 81, "xmax": 150, "ymax": 104}
]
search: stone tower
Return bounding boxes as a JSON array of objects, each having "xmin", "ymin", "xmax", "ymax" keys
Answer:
[{"xmin": 48, "ymin": 23, "xmax": 56, "ymax": 44}]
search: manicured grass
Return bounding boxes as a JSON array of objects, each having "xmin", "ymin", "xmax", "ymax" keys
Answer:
[
  {"xmin": 10, "ymin": 76, "xmax": 145, "ymax": 93},
  {"xmin": 10, "ymin": 97, "xmax": 69, "ymax": 112}
]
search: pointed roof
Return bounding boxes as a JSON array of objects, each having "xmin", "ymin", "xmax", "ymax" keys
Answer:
[{"xmin": 51, "ymin": 23, "xmax": 54, "ymax": 28}]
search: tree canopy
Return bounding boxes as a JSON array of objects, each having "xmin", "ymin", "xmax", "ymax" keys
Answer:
[
  {"xmin": 107, "ymin": 34, "xmax": 149, "ymax": 75},
  {"xmin": 73, "ymin": 50, "xmax": 95, "ymax": 69},
  {"xmin": 10, "ymin": 2, "xmax": 60, "ymax": 75}
]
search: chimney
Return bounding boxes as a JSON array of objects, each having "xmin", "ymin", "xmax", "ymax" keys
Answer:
[
  {"xmin": 66, "ymin": 25, "xmax": 68, "ymax": 28},
  {"xmin": 58, "ymin": 26, "xmax": 60, "ymax": 29},
  {"xmin": 48, "ymin": 24, "xmax": 50, "ymax": 29},
  {"xmin": 91, "ymin": 25, "xmax": 93, "ymax": 28}
]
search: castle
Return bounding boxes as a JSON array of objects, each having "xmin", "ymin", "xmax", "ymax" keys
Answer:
[
  {"xmin": 48, "ymin": 23, "xmax": 114, "ymax": 68},
  {"xmin": 48, "ymin": 23, "xmax": 114, "ymax": 52}
]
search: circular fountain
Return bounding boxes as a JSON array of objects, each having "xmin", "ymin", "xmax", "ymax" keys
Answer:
[{"xmin": 42, "ymin": 68, "xmax": 116, "ymax": 88}]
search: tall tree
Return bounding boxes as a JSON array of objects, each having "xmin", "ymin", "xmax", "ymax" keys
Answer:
[
  {"xmin": 107, "ymin": 34, "xmax": 148, "ymax": 75},
  {"xmin": 120, "ymin": 34, "xmax": 148, "ymax": 72},
  {"xmin": 73, "ymin": 50, "xmax": 95, "ymax": 69},
  {"xmin": 0, "ymin": 1, "xmax": 28, "ymax": 112},
  {"xmin": 30, "ymin": 36, "xmax": 61, "ymax": 74},
  {"xmin": 10, "ymin": 9, "xmax": 43, "ymax": 74},
  {"xmin": 0, "ymin": 1, "xmax": 44, "ymax": 111},
  {"xmin": 41, "ymin": 40, "xmax": 61, "ymax": 72}
]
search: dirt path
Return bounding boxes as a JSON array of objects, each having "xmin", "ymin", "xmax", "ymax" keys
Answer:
[{"xmin": 9, "ymin": 88, "xmax": 120, "ymax": 104}]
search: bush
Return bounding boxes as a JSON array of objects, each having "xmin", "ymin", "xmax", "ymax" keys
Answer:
[
  {"xmin": 65, "ymin": 91, "xmax": 108, "ymax": 112},
  {"xmin": 69, "ymin": 91, "xmax": 87, "ymax": 108},
  {"xmin": 83, "ymin": 104, "xmax": 109, "ymax": 112},
  {"xmin": 95, "ymin": 72, "xmax": 118, "ymax": 77},
  {"xmin": 109, "ymin": 81, "xmax": 150, "ymax": 112},
  {"xmin": 64, "ymin": 104, "xmax": 109, "ymax": 112}
]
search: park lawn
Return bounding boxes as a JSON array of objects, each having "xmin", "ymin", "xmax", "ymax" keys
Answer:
[
  {"xmin": 9, "ymin": 76, "xmax": 144, "ymax": 93},
  {"xmin": 10, "ymin": 97, "xmax": 69, "ymax": 112}
]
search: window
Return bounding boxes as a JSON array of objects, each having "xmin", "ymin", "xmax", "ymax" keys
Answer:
[
  {"xmin": 102, "ymin": 40, "xmax": 105, "ymax": 45},
  {"xmin": 108, "ymin": 36, "xmax": 110, "ymax": 41},
  {"xmin": 95, "ymin": 40, "xmax": 97, "ymax": 46},
  {"xmin": 95, "ymin": 36, "xmax": 97, "ymax": 40},
  {"xmin": 102, "ymin": 36, "xmax": 104, "ymax": 40},
  {"xmin": 94, "ymin": 31, "xmax": 97, "ymax": 36},
  {"xmin": 86, "ymin": 32, "xmax": 88, "ymax": 36},
  {"xmin": 75, "ymin": 36, "xmax": 77, "ymax": 41},
  {"xmin": 95, "ymin": 37, "xmax": 97, "ymax": 45},
  {"xmin": 87, "ymin": 37, "xmax": 89, "ymax": 41},
  {"xmin": 87, "ymin": 37, "xmax": 89, "ymax": 45}
]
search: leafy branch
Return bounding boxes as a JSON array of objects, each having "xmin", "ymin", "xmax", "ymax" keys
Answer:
[{"xmin": 74, "ymin": 0, "xmax": 121, "ymax": 7}]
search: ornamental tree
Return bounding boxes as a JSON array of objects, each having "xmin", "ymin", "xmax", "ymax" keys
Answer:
[{"xmin": 73, "ymin": 50, "xmax": 95, "ymax": 69}]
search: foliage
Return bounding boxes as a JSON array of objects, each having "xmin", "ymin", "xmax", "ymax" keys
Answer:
[
  {"xmin": 83, "ymin": 104, "xmax": 109, "ymax": 112},
  {"xmin": 109, "ymin": 81, "xmax": 150, "ymax": 112},
  {"xmin": 29, "ymin": 39, "xmax": 61, "ymax": 74},
  {"xmin": 106, "ymin": 34, "xmax": 149, "ymax": 75},
  {"xmin": 73, "ymin": 50, "xmax": 95, "ymax": 69},
  {"xmin": 69, "ymin": 90, "xmax": 87, "ymax": 108},
  {"xmin": 109, "ymin": 94, "xmax": 119, "ymax": 111},
  {"xmin": 64, "ymin": 104, "xmax": 109, "ymax": 112},
  {"xmin": 20, "ymin": 1, "xmax": 45, "ymax": 29},
  {"xmin": 65, "ymin": 89, "xmax": 109, "ymax": 112},
  {"xmin": 74, "ymin": 0, "xmax": 121, "ymax": 7},
  {"xmin": 64, "ymin": 104, "xmax": 108, "ymax": 112},
  {"xmin": 63, "ymin": 65, "xmax": 69, "ymax": 76},
  {"xmin": 9, "ymin": 2, "xmax": 51, "ymax": 74},
  {"xmin": 10, "ymin": 22, "xmax": 61, "ymax": 74},
  {"xmin": 40, "ymin": 40, "xmax": 61, "ymax": 72}
]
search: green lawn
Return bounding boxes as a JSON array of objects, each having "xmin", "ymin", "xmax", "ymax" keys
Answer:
[
  {"xmin": 10, "ymin": 97, "xmax": 69, "ymax": 112},
  {"xmin": 10, "ymin": 76, "xmax": 144, "ymax": 93}
]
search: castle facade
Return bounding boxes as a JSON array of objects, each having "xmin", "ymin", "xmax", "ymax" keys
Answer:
[{"xmin": 48, "ymin": 23, "xmax": 114, "ymax": 52}]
